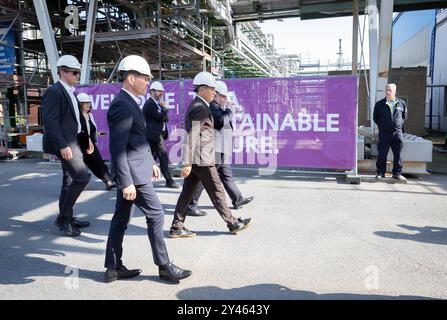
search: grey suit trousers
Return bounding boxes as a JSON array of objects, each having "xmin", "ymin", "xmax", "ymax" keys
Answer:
[
  {"xmin": 57, "ymin": 144, "xmax": 90, "ymax": 223},
  {"xmin": 105, "ymin": 183, "xmax": 170, "ymax": 269}
]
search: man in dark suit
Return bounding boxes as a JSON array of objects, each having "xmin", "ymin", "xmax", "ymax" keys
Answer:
[
  {"xmin": 169, "ymin": 72, "xmax": 253, "ymax": 238},
  {"xmin": 373, "ymin": 83, "xmax": 407, "ymax": 179},
  {"xmin": 187, "ymin": 81, "xmax": 254, "ymax": 216},
  {"xmin": 41, "ymin": 55, "xmax": 91, "ymax": 237},
  {"xmin": 104, "ymin": 55, "xmax": 191, "ymax": 284},
  {"xmin": 142, "ymin": 81, "xmax": 179, "ymax": 189}
]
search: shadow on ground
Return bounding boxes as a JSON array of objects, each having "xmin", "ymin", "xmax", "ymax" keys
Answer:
[
  {"xmin": 375, "ymin": 224, "xmax": 447, "ymax": 246},
  {"xmin": 176, "ymin": 283, "xmax": 434, "ymax": 300},
  {"xmin": 0, "ymin": 159, "xmax": 149, "ymax": 285}
]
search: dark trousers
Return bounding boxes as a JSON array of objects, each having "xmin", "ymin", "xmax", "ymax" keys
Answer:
[
  {"xmin": 376, "ymin": 130, "xmax": 403, "ymax": 175},
  {"xmin": 149, "ymin": 137, "xmax": 174, "ymax": 183},
  {"xmin": 105, "ymin": 183, "xmax": 170, "ymax": 269},
  {"xmin": 188, "ymin": 161, "xmax": 243, "ymax": 210},
  {"xmin": 83, "ymin": 145, "xmax": 112, "ymax": 183},
  {"xmin": 57, "ymin": 145, "xmax": 90, "ymax": 223},
  {"xmin": 172, "ymin": 165, "xmax": 238, "ymax": 230}
]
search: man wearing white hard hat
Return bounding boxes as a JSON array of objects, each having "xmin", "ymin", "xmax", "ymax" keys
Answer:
[
  {"xmin": 187, "ymin": 80, "xmax": 254, "ymax": 216},
  {"xmin": 76, "ymin": 92, "xmax": 116, "ymax": 191},
  {"xmin": 41, "ymin": 54, "xmax": 90, "ymax": 237},
  {"xmin": 142, "ymin": 81, "xmax": 179, "ymax": 189},
  {"xmin": 104, "ymin": 55, "xmax": 191, "ymax": 284},
  {"xmin": 170, "ymin": 72, "xmax": 252, "ymax": 238}
]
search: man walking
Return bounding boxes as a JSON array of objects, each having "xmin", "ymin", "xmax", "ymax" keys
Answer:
[
  {"xmin": 186, "ymin": 80, "xmax": 254, "ymax": 217},
  {"xmin": 142, "ymin": 81, "xmax": 179, "ymax": 189},
  {"xmin": 41, "ymin": 54, "xmax": 91, "ymax": 237},
  {"xmin": 373, "ymin": 83, "xmax": 407, "ymax": 179},
  {"xmin": 170, "ymin": 72, "xmax": 252, "ymax": 238},
  {"xmin": 104, "ymin": 55, "xmax": 191, "ymax": 284}
]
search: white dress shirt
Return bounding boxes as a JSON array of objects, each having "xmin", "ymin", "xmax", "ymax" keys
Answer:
[
  {"xmin": 196, "ymin": 95, "xmax": 210, "ymax": 107},
  {"xmin": 84, "ymin": 113, "xmax": 91, "ymax": 136},
  {"xmin": 121, "ymin": 88, "xmax": 142, "ymax": 106},
  {"xmin": 83, "ymin": 112, "xmax": 97, "ymax": 141},
  {"xmin": 89, "ymin": 112, "xmax": 97, "ymax": 129},
  {"xmin": 59, "ymin": 80, "xmax": 81, "ymax": 133}
]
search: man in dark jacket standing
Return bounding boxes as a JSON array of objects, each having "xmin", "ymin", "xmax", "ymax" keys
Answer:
[
  {"xmin": 142, "ymin": 81, "xmax": 179, "ymax": 189},
  {"xmin": 104, "ymin": 55, "xmax": 191, "ymax": 284},
  {"xmin": 41, "ymin": 54, "xmax": 90, "ymax": 237},
  {"xmin": 373, "ymin": 83, "xmax": 407, "ymax": 179}
]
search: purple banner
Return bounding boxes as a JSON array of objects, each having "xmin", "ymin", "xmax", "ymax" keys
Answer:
[
  {"xmin": 77, "ymin": 76, "xmax": 357, "ymax": 170},
  {"xmin": 75, "ymin": 82, "xmax": 183, "ymax": 160},
  {"xmin": 182, "ymin": 76, "xmax": 357, "ymax": 169}
]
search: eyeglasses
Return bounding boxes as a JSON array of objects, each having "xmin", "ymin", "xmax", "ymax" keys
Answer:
[
  {"xmin": 135, "ymin": 74, "xmax": 150, "ymax": 82},
  {"xmin": 62, "ymin": 69, "xmax": 80, "ymax": 76}
]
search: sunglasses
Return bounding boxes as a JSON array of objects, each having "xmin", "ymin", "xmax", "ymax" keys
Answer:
[{"xmin": 62, "ymin": 69, "xmax": 80, "ymax": 76}]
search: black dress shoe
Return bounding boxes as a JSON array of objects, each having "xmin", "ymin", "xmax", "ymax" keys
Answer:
[
  {"xmin": 54, "ymin": 220, "xmax": 81, "ymax": 237},
  {"xmin": 71, "ymin": 218, "xmax": 90, "ymax": 229},
  {"xmin": 105, "ymin": 180, "xmax": 117, "ymax": 190},
  {"xmin": 186, "ymin": 208, "xmax": 208, "ymax": 217},
  {"xmin": 228, "ymin": 217, "xmax": 253, "ymax": 234},
  {"xmin": 159, "ymin": 262, "xmax": 192, "ymax": 284},
  {"xmin": 232, "ymin": 196, "xmax": 255, "ymax": 209},
  {"xmin": 169, "ymin": 227, "xmax": 196, "ymax": 238},
  {"xmin": 104, "ymin": 265, "xmax": 142, "ymax": 283},
  {"xmin": 166, "ymin": 181, "xmax": 180, "ymax": 189}
]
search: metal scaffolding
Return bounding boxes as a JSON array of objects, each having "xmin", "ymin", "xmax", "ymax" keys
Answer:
[
  {"xmin": 0, "ymin": 0, "xmax": 50, "ymax": 147},
  {"xmin": 0, "ymin": 0, "xmax": 301, "ymax": 149}
]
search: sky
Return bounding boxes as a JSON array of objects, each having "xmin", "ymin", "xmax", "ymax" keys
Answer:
[{"xmin": 259, "ymin": 15, "xmax": 371, "ymax": 67}]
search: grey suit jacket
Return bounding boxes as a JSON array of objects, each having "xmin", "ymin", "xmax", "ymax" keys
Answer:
[
  {"xmin": 41, "ymin": 81, "xmax": 80, "ymax": 155},
  {"xmin": 107, "ymin": 89, "xmax": 154, "ymax": 188},
  {"xmin": 182, "ymin": 96, "xmax": 215, "ymax": 166}
]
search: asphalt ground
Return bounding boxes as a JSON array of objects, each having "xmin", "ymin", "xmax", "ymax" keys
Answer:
[{"xmin": 0, "ymin": 158, "xmax": 446, "ymax": 300}]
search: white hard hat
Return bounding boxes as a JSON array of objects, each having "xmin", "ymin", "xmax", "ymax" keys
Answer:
[
  {"xmin": 192, "ymin": 71, "xmax": 216, "ymax": 87},
  {"xmin": 57, "ymin": 55, "xmax": 81, "ymax": 69},
  {"xmin": 76, "ymin": 92, "xmax": 92, "ymax": 103},
  {"xmin": 118, "ymin": 55, "xmax": 153, "ymax": 77},
  {"xmin": 215, "ymin": 81, "xmax": 229, "ymax": 96},
  {"xmin": 150, "ymin": 81, "xmax": 164, "ymax": 91}
]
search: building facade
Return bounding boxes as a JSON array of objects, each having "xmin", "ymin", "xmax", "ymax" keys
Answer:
[{"xmin": 392, "ymin": 9, "xmax": 447, "ymax": 132}]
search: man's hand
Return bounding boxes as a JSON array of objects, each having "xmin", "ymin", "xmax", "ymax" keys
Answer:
[
  {"xmin": 152, "ymin": 165, "xmax": 161, "ymax": 181},
  {"xmin": 159, "ymin": 100, "xmax": 167, "ymax": 108},
  {"xmin": 60, "ymin": 146, "xmax": 73, "ymax": 160},
  {"xmin": 181, "ymin": 165, "xmax": 192, "ymax": 178},
  {"xmin": 87, "ymin": 138, "xmax": 95, "ymax": 155},
  {"xmin": 122, "ymin": 184, "xmax": 137, "ymax": 201},
  {"xmin": 225, "ymin": 101, "xmax": 235, "ymax": 113}
]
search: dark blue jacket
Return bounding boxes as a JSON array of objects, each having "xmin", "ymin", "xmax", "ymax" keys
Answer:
[
  {"xmin": 107, "ymin": 89, "xmax": 153, "ymax": 188},
  {"xmin": 209, "ymin": 100, "xmax": 233, "ymax": 131},
  {"xmin": 41, "ymin": 81, "xmax": 80, "ymax": 155},
  {"xmin": 210, "ymin": 100, "xmax": 234, "ymax": 164},
  {"xmin": 373, "ymin": 97, "xmax": 407, "ymax": 132},
  {"xmin": 142, "ymin": 97, "xmax": 169, "ymax": 143}
]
